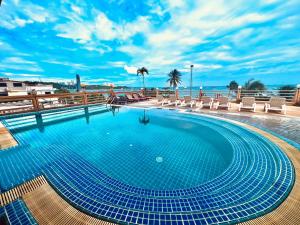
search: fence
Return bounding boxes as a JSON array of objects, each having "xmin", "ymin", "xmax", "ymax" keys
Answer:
[
  {"xmin": 0, "ymin": 88, "xmax": 299, "ymax": 115},
  {"xmin": 0, "ymin": 92, "xmax": 109, "ymax": 115},
  {"xmin": 155, "ymin": 88, "xmax": 299, "ymax": 103}
]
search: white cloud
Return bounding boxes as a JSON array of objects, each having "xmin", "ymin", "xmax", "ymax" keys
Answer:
[
  {"xmin": 124, "ymin": 65, "xmax": 138, "ymax": 74},
  {"xmin": 0, "ymin": 0, "xmax": 55, "ymax": 29},
  {"xmin": 43, "ymin": 59, "xmax": 91, "ymax": 70},
  {"xmin": 108, "ymin": 61, "xmax": 126, "ymax": 67},
  {"xmin": 3, "ymin": 57, "xmax": 36, "ymax": 65},
  {"xmin": 3, "ymin": 72, "xmax": 41, "ymax": 77},
  {"xmin": 94, "ymin": 12, "xmax": 150, "ymax": 41},
  {"xmin": 185, "ymin": 64, "xmax": 223, "ymax": 70},
  {"xmin": 55, "ymin": 21, "xmax": 93, "ymax": 43},
  {"xmin": 165, "ymin": 0, "xmax": 185, "ymax": 8},
  {"xmin": 0, "ymin": 57, "xmax": 43, "ymax": 72},
  {"xmin": 71, "ymin": 5, "xmax": 82, "ymax": 15}
]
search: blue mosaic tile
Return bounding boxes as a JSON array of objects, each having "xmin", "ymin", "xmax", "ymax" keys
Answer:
[
  {"xmin": 4, "ymin": 200, "xmax": 37, "ymax": 225},
  {"xmin": 0, "ymin": 107, "xmax": 296, "ymax": 224}
]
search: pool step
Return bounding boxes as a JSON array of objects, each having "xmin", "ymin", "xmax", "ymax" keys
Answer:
[
  {"xmin": 0, "ymin": 176, "xmax": 47, "ymax": 206},
  {"xmin": 2, "ymin": 105, "xmax": 108, "ymax": 130}
]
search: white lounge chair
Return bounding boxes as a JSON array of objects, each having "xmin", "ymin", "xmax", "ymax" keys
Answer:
[
  {"xmin": 265, "ymin": 97, "xmax": 286, "ymax": 114},
  {"xmin": 239, "ymin": 97, "xmax": 256, "ymax": 112},
  {"xmin": 156, "ymin": 95, "xmax": 164, "ymax": 104},
  {"xmin": 215, "ymin": 96, "xmax": 230, "ymax": 110},
  {"xmin": 163, "ymin": 95, "xmax": 179, "ymax": 106},
  {"xmin": 180, "ymin": 96, "xmax": 195, "ymax": 108},
  {"xmin": 198, "ymin": 96, "xmax": 213, "ymax": 109}
]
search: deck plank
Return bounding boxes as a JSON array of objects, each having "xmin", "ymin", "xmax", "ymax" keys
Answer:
[
  {"xmin": 0, "ymin": 176, "xmax": 46, "ymax": 207},
  {"xmin": 23, "ymin": 182, "xmax": 116, "ymax": 225},
  {"xmin": 0, "ymin": 122, "xmax": 17, "ymax": 150}
]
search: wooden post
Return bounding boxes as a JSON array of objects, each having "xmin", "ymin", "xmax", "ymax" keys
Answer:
[
  {"xmin": 83, "ymin": 92, "xmax": 88, "ymax": 105},
  {"xmin": 175, "ymin": 87, "xmax": 179, "ymax": 100},
  {"xmin": 294, "ymin": 85, "xmax": 300, "ymax": 105},
  {"xmin": 32, "ymin": 94, "xmax": 40, "ymax": 111},
  {"xmin": 236, "ymin": 86, "xmax": 242, "ymax": 102}
]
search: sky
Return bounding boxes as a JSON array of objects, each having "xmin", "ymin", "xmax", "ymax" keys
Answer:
[{"xmin": 0, "ymin": 0, "xmax": 300, "ymax": 87}]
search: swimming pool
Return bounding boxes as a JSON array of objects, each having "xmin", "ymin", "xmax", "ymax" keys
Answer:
[{"xmin": 0, "ymin": 106, "xmax": 295, "ymax": 224}]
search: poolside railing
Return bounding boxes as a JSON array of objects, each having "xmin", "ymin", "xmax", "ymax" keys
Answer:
[
  {"xmin": 154, "ymin": 88, "xmax": 298, "ymax": 103},
  {"xmin": 0, "ymin": 88, "xmax": 299, "ymax": 115},
  {"xmin": 0, "ymin": 92, "xmax": 108, "ymax": 115}
]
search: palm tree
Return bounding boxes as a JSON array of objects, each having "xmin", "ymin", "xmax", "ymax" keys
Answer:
[
  {"xmin": 167, "ymin": 69, "xmax": 182, "ymax": 89},
  {"xmin": 227, "ymin": 80, "xmax": 238, "ymax": 96},
  {"xmin": 137, "ymin": 67, "xmax": 149, "ymax": 89},
  {"xmin": 243, "ymin": 79, "xmax": 265, "ymax": 90}
]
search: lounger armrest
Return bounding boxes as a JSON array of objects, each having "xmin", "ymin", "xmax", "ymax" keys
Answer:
[
  {"xmin": 265, "ymin": 103, "xmax": 269, "ymax": 113},
  {"xmin": 215, "ymin": 102, "xmax": 219, "ymax": 109},
  {"xmin": 198, "ymin": 101, "xmax": 203, "ymax": 108},
  {"xmin": 283, "ymin": 104, "xmax": 287, "ymax": 114},
  {"xmin": 238, "ymin": 102, "xmax": 243, "ymax": 111}
]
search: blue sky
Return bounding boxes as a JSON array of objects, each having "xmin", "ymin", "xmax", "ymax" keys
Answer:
[{"xmin": 0, "ymin": 0, "xmax": 299, "ymax": 87}]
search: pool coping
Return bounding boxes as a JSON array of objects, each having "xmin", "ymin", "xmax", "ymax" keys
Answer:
[
  {"xmin": 0, "ymin": 107, "xmax": 299, "ymax": 224},
  {"xmin": 0, "ymin": 121, "xmax": 17, "ymax": 150}
]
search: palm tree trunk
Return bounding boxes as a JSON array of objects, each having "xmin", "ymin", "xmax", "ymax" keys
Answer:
[{"xmin": 143, "ymin": 75, "xmax": 145, "ymax": 89}]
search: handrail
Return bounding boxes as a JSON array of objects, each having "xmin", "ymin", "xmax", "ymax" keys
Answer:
[{"xmin": 0, "ymin": 88, "xmax": 299, "ymax": 116}]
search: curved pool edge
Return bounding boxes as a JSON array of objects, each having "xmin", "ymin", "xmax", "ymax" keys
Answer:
[
  {"xmin": 184, "ymin": 111, "xmax": 299, "ymax": 225},
  {"xmin": 1, "ymin": 108, "xmax": 299, "ymax": 225},
  {"xmin": 39, "ymin": 111, "xmax": 299, "ymax": 224}
]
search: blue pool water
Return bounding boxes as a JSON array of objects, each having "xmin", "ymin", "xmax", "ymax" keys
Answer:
[
  {"xmin": 0, "ymin": 107, "xmax": 232, "ymax": 190},
  {"xmin": 0, "ymin": 106, "xmax": 295, "ymax": 224}
]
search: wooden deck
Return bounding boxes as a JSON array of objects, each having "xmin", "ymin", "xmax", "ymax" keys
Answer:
[
  {"xmin": 0, "ymin": 176, "xmax": 46, "ymax": 207},
  {"xmin": 0, "ymin": 122, "xmax": 17, "ymax": 150},
  {"xmin": 23, "ymin": 182, "xmax": 115, "ymax": 225}
]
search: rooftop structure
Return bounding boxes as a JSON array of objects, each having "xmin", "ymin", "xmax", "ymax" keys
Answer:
[{"xmin": 0, "ymin": 78, "xmax": 56, "ymax": 96}]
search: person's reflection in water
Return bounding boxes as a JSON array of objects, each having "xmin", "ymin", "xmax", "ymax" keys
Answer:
[
  {"xmin": 111, "ymin": 105, "xmax": 120, "ymax": 116},
  {"xmin": 35, "ymin": 113, "xmax": 45, "ymax": 132},
  {"xmin": 84, "ymin": 107, "xmax": 90, "ymax": 124},
  {"xmin": 139, "ymin": 109, "xmax": 150, "ymax": 125}
]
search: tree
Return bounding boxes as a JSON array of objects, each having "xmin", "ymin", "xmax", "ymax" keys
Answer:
[
  {"xmin": 243, "ymin": 79, "xmax": 265, "ymax": 90},
  {"xmin": 278, "ymin": 85, "xmax": 295, "ymax": 97},
  {"xmin": 227, "ymin": 80, "xmax": 238, "ymax": 90},
  {"xmin": 167, "ymin": 69, "xmax": 182, "ymax": 89},
  {"xmin": 137, "ymin": 67, "xmax": 149, "ymax": 89},
  {"xmin": 227, "ymin": 80, "xmax": 238, "ymax": 96}
]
